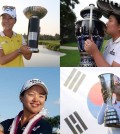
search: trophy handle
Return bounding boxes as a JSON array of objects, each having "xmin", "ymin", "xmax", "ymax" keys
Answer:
[{"xmin": 89, "ymin": 4, "xmax": 94, "ymax": 39}]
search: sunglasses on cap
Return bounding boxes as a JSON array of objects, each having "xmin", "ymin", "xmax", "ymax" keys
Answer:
[{"xmin": 2, "ymin": 6, "xmax": 15, "ymax": 11}]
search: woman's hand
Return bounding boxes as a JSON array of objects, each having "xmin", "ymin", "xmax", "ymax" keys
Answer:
[
  {"xmin": 20, "ymin": 45, "xmax": 32, "ymax": 54},
  {"xmin": 84, "ymin": 39, "xmax": 98, "ymax": 56}
]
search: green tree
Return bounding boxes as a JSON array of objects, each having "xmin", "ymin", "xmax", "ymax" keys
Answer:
[
  {"xmin": 60, "ymin": 0, "xmax": 79, "ymax": 44},
  {"xmin": 46, "ymin": 115, "xmax": 60, "ymax": 129}
]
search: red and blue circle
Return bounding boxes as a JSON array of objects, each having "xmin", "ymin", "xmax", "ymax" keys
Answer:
[{"xmin": 87, "ymin": 82, "xmax": 103, "ymax": 119}]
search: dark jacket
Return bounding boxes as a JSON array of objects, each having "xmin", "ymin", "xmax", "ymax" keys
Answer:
[{"xmin": 1, "ymin": 118, "xmax": 52, "ymax": 134}]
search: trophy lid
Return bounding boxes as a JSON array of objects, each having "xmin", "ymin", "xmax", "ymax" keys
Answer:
[
  {"xmin": 97, "ymin": 0, "xmax": 120, "ymax": 18},
  {"xmin": 80, "ymin": 4, "xmax": 102, "ymax": 19},
  {"xmin": 23, "ymin": 6, "xmax": 47, "ymax": 19}
]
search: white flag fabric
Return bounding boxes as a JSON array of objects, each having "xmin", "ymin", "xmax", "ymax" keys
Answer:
[{"xmin": 60, "ymin": 67, "xmax": 120, "ymax": 134}]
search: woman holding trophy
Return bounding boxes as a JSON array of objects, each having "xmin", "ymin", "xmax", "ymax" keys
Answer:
[
  {"xmin": 97, "ymin": 74, "xmax": 120, "ymax": 134},
  {"xmin": 84, "ymin": 13, "xmax": 120, "ymax": 67},
  {"xmin": 0, "ymin": 6, "xmax": 32, "ymax": 67},
  {"xmin": 84, "ymin": 0, "xmax": 120, "ymax": 67}
]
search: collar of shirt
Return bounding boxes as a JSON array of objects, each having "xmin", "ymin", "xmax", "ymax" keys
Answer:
[
  {"xmin": 0, "ymin": 31, "xmax": 17, "ymax": 37},
  {"xmin": 111, "ymin": 37, "xmax": 120, "ymax": 44}
]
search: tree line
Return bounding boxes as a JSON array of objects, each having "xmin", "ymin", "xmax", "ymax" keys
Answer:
[{"xmin": 60, "ymin": 0, "xmax": 79, "ymax": 44}]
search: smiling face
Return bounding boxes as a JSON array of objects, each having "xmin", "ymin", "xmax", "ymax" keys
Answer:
[
  {"xmin": 106, "ymin": 15, "xmax": 120, "ymax": 36},
  {"xmin": 20, "ymin": 85, "xmax": 46, "ymax": 116},
  {"xmin": 1, "ymin": 14, "xmax": 16, "ymax": 31}
]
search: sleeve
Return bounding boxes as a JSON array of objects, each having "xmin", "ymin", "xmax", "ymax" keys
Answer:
[
  {"xmin": 97, "ymin": 103, "xmax": 107, "ymax": 125},
  {"xmin": 22, "ymin": 36, "xmax": 27, "ymax": 45}
]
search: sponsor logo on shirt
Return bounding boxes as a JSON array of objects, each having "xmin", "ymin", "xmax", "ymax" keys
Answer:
[
  {"xmin": 32, "ymin": 125, "xmax": 40, "ymax": 131},
  {"xmin": 109, "ymin": 49, "xmax": 115, "ymax": 55}
]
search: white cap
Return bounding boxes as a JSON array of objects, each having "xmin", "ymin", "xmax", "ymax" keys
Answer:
[
  {"xmin": 20, "ymin": 79, "xmax": 48, "ymax": 95},
  {"xmin": 1, "ymin": 7, "xmax": 16, "ymax": 18}
]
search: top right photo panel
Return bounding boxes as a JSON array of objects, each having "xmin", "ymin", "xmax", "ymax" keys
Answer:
[{"xmin": 60, "ymin": 0, "xmax": 120, "ymax": 67}]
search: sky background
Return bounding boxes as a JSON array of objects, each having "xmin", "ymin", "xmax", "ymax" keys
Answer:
[
  {"xmin": 0, "ymin": 67, "xmax": 60, "ymax": 122},
  {"xmin": 74, "ymin": 0, "xmax": 120, "ymax": 24},
  {"xmin": 0, "ymin": 0, "xmax": 60, "ymax": 35}
]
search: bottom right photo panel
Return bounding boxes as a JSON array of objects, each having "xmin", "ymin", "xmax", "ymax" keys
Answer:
[{"xmin": 60, "ymin": 67, "xmax": 120, "ymax": 134}]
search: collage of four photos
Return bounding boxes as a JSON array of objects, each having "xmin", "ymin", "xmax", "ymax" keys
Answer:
[{"xmin": 0, "ymin": 0, "xmax": 120, "ymax": 134}]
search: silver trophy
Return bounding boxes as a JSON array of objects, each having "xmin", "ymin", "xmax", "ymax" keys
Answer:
[
  {"xmin": 23, "ymin": 6, "xmax": 47, "ymax": 53},
  {"xmin": 98, "ymin": 73, "xmax": 119, "ymax": 127}
]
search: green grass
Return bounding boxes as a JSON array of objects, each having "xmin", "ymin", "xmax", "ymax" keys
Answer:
[
  {"xmin": 101, "ymin": 40, "xmax": 108, "ymax": 52},
  {"xmin": 60, "ymin": 49, "xmax": 80, "ymax": 67},
  {"xmin": 39, "ymin": 40, "xmax": 60, "ymax": 44},
  {"xmin": 60, "ymin": 40, "xmax": 108, "ymax": 67},
  {"xmin": 61, "ymin": 42, "xmax": 77, "ymax": 47},
  {"xmin": 38, "ymin": 40, "xmax": 60, "ymax": 51}
]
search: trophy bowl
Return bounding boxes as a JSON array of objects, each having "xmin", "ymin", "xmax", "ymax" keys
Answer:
[
  {"xmin": 23, "ymin": 6, "xmax": 47, "ymax": 53},
  {"xmin": 23, "ymin": 6, "xmax": 47, "ymax": 19}
]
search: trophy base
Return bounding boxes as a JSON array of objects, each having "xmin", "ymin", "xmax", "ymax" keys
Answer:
[
  {"xmin": 104, "ymin": 108, "xmax": 119, "ymax": 127},
  {"xmin": 105, "ymin": 124, "xmax": 120, "ymax": 128},
  {"xmin": 29, "ymin": 48, "xmax": 39, "ymax": 53},
  {"xmin": 79, "ymin": 52, "xmax": 96, "ymax": 67}
]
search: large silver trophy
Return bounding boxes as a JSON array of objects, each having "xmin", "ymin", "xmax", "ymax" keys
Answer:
[
  {"xmin": 75, "ymin": 4, "xmax": 106, "ymax": 67},
  {"xmin": 98, "ymin": 73, "xmax": 119, "ymax": 127},
  {"xmin": 23, "ymin": 6, "xmax": 47, "ymax": 53}
]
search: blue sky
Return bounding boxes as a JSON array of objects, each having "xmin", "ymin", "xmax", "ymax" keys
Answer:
[
  {"xmin": 0, "ymin": 0, "xmax": 59, "ymax": 35},
  {"xmin": 0, "ymin": 67, "xmax": 60, "ymax": 122}
]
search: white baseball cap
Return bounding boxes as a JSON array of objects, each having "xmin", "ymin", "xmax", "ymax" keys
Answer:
[
  {"xmin": 1, "ymin": 6, "xmax": 16, "ymax": 18},
  {"xmin": 20, "ymin": 79, "xmax": 48, "ymax": 95}
]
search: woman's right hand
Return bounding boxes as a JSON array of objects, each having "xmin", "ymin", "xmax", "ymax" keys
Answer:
[
  {"xmin": 19, "ymin": 45, "xmax": 32, "ymax": 54},
  {"xmin": 84, "ymin": 39, "xmax": 99, "ymax": 56}
]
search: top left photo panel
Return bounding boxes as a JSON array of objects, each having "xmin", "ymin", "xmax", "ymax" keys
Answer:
[{"xmin": 0, "ymin": 0, "xmax": 60, "ymax": 67}]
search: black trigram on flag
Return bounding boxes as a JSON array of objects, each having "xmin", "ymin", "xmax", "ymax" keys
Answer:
[
  {"xmin": 64, "ymin": 68, "xmax": 86, "ymax": 92},
  {"xmin": 64, "ymin": 111, "xmax": 88, "ymax": 134}
]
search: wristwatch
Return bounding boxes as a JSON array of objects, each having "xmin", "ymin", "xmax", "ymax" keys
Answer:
[{"xmin": 18, "ymin": 48, "xmax": 22, "ymax": 54}]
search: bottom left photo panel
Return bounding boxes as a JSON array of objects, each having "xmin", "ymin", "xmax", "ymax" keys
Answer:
[{"xmin": 0, "ymin": 67, "xmax": 60, "ymax": 134}]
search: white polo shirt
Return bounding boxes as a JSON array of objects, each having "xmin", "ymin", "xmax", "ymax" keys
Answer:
[{"xmin": 103, "ymin": 37, "xmax": 120, "ymax": 65}]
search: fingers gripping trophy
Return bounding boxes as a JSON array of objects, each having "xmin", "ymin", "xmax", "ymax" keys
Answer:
[
  {"xmin": 23, "ymin": 6, "xmax": 47, "ymax": 53},
  {"xmin": 98, "ymin": 73, "xmax": 119, "ymax": 127}
]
